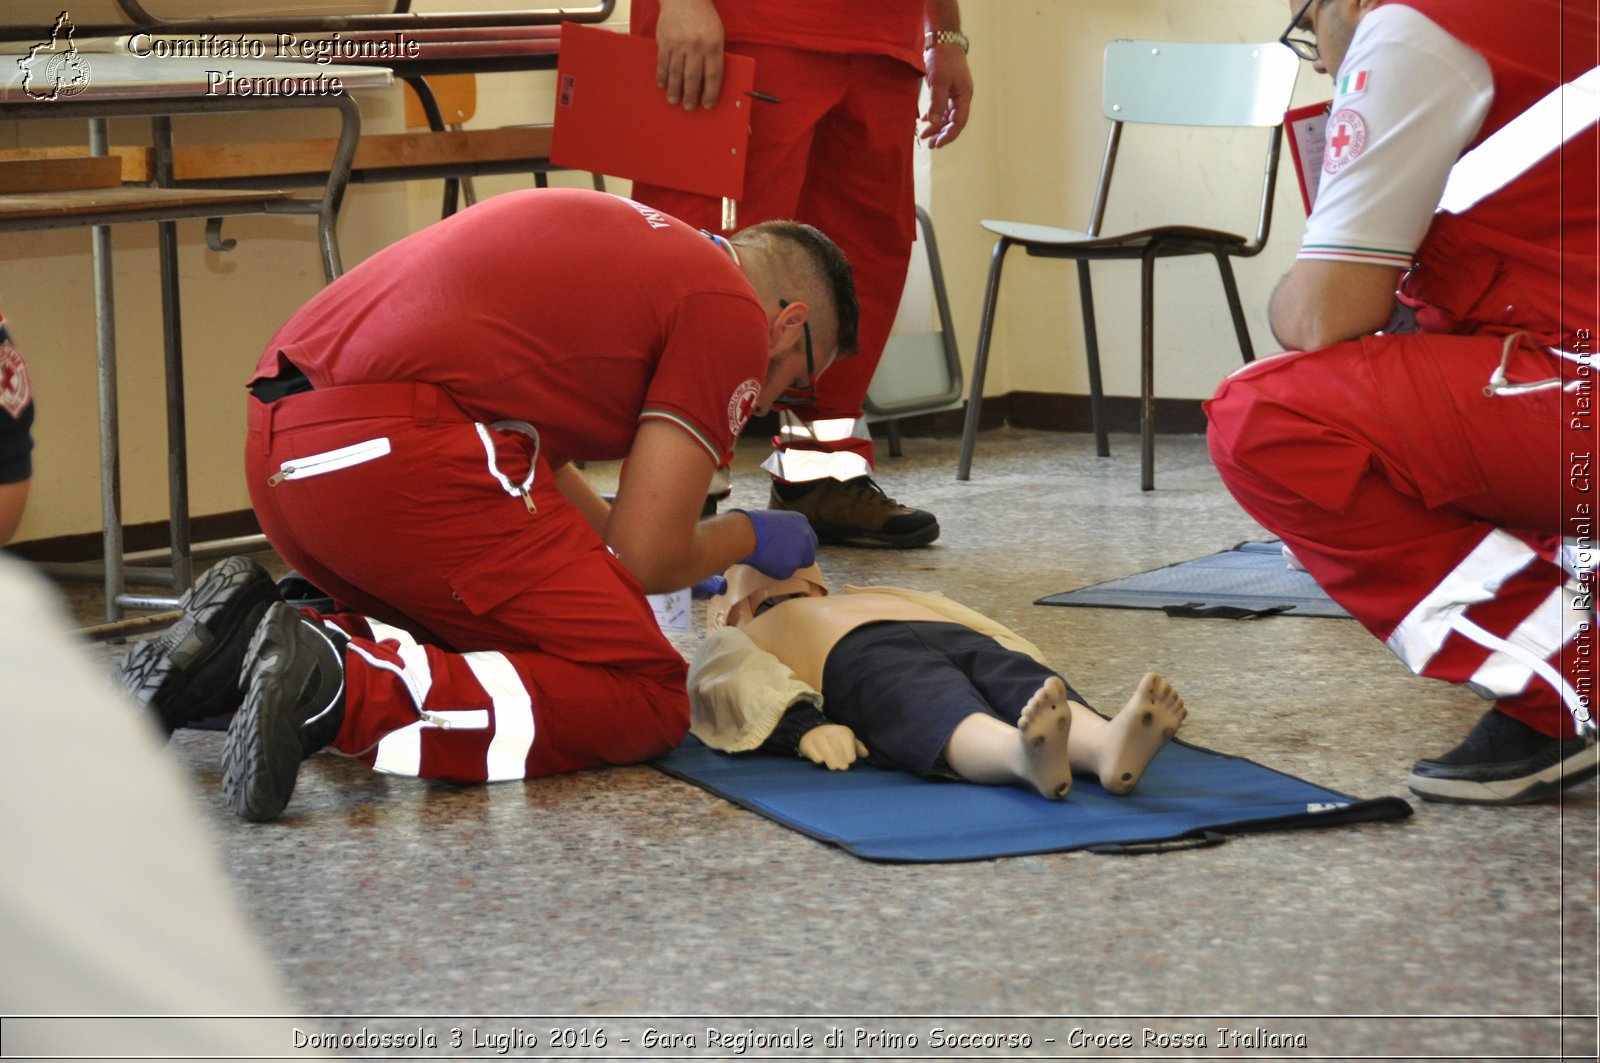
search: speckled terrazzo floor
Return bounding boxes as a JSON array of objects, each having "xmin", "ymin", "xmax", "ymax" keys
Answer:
[{"xmin": 57, "ymin": 428, "xmax": 1600, "ymax": 1060}]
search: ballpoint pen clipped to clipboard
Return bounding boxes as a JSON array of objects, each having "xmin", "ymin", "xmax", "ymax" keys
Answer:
[{"xmin": 550, "ymin": 21, "xmax": 759, "ymax": 227}]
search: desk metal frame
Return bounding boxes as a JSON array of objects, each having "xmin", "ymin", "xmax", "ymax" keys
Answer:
[
  {"xmin": 6, "ymin": 0, "xmax": 614, "ymax": 37},
  {"xmin": 1, "ymin": 77, "xmax": 378, "ymax": 634}
]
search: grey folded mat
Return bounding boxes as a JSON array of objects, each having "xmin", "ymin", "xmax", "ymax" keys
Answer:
[{"xmin": 1037, "ymin": 540, "xmax": 1351, "ymax": 619}]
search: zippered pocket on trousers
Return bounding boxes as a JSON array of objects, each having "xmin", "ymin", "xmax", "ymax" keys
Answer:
[{"xmin": 267, "ymin": 437, "xmax": 392, "ymax": 485}]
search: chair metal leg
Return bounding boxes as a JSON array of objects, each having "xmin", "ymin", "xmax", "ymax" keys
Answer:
[
  {"xmin": 957, "ymin": 237, "xmax": 1012, "ymax": 481},
  {"xmin": 1140, "ymin": 249, "xmax": 1158, "ymax": 491},
  {"xmin": 1215, "ymin": 252, "xmax": 1256, "ymax": 363},
  {"xmin": 885, "ymin": 417, "xmax": 903, "ymax": 458},
  {"xmin": 1075, "ymin": 259, "xmax": 1110, "ymax": 458}
]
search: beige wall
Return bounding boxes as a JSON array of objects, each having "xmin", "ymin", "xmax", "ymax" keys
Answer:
[{"xmin": 1, "ymin": 0, "xmax": 1329, "ymax": 546}]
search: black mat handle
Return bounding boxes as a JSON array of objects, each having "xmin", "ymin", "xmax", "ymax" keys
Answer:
[
  {"xmin": 1161, "ymin": 602, "xmax": 1295, "ymax": 620},
  {"xmin": 1083, "ymin": 830, "xmax": 1228, "ymax": 856}
]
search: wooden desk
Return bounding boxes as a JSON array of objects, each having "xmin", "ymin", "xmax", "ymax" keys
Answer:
[
  {"xmin": 160, "ymin": 25, "xmax": 576, "ymax": 218},
  {"xmin": 1, "ymin": 55, "xmax": 391, "ymax": 633}
]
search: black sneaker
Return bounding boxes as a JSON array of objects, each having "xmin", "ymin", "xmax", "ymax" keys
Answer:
[
  {"xmin": 222, "ymin": 602, "xmax": 347, "ymax": 822},
  {"xmin": 117, "ymin": 556, "xmax": 280, "ymax": 737},
  {"xmin": 769, "ymin": 476, "xmax": 940, "ymax": 548},
  {"xmin": 1407, "ymin": 708, "xmax": 1600, "ymax": 805}
]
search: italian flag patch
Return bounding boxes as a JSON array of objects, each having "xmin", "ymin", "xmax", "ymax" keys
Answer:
[{"xmin": 1337, "ymin": 69, "xmax": 1370, "ymax": 97}]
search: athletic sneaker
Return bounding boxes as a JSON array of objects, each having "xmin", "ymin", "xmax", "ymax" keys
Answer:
[
  {"xmin": 116, "ymin": 556, "xmax": 280, "ymax": 737},
  {"xmin": 769, "ymin": 476, "xmax": 940, "ymax": 548},
  {"xmin": 1407, "ymin": 708, "xmax": 1600, "ymax": 805},
  {"xmin": 222, "ymin": 602, "xmax": 347, "ymax": 823}
]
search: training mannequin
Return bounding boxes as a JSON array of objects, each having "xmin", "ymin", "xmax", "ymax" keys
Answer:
[{"xmin": 689, "ymin": 565, "xmax": 1187, "ymax": 799}]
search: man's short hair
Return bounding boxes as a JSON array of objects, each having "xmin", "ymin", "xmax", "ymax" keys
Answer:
[{"xmin": 736, "ymin": 220, "xmax": 860, "ymax": 356}]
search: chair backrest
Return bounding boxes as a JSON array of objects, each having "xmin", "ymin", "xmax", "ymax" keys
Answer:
[
  {"xmin": 1102, "ymin": 40, "xmax": 1300, "ymax": 128},
  {"xmin": 1085, "ymin": 40, "xmax": 1298, "ymax": 245},
  {"xmin": 404, "ymin": 74, "xmax": 477, "ymax": 128}
]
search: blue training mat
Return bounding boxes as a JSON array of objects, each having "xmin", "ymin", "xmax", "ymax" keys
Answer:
[
  {"xmin": 652, "ymin": 735, "xmax": 1411, "ymax": 863},
  {"xmin": 1036, "ymin": 540, "xmax": 1351, "ymax": 619}
]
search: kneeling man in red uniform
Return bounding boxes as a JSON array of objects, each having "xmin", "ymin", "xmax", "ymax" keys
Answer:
[{"xmin": 120, "ymin": 188, "xmax": 858, "ymax": 821}]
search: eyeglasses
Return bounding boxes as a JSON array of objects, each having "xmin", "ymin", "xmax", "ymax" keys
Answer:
[
  {"xmin": 776, "ymin": 299, "xmax": 817, "ymax": 408},
  {"xmin": 1280, "ymin": 0, "xmax": 1321, "ymax": 62}
]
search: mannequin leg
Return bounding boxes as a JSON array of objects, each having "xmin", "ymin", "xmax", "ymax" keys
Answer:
[
  {"xmin": 943, "ymin": 677, "xmax": 1074, "ymax": 798},
  {"xmin": 1067, "ymin": 673, "xmax": 1187, "ymax": 794},
  {"xmin": 943, "ymin": 673, "xmax": 1187, "ymax": 798}
]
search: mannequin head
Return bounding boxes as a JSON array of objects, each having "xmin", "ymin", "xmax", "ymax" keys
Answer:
[{"xmin": 707, "ymin": 563, "xmax": 830, "ymax": 631}]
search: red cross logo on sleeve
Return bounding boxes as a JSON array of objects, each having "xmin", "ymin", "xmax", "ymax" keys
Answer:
[
  {"xmin": 1330, "ymin": 123, "xmax": 1353, "ymax": 158},
  {"xmin": 1323, "ymin": 108, "xmax": 1368, "ymax": 175},
  {"xmin": 0, "ymin": 341, "xmax": 31, "ymax": 418}
]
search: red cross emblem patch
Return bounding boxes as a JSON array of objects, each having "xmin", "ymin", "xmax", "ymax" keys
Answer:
[
  {"xmin": 728, "ymin": 377, "xmax": 760, "ymax": 434},
  {"xmin": 0, "ymin": 339, "xmax": 30, "ymax": 420},
  {"xmin": 1323, "ymin": 108, "xmax": 1368, "ymax": 175}
]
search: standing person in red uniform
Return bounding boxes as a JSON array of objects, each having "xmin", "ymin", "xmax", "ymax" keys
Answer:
[
  {"xmin": 118, "ymin": 188, "xmax": 858, "ymax": 822},
  {"xmin": 629, "ymin": 0, "xmax": 973, "ymax": 549},
  {"xmin": 1207, "ymin": 0, "xmax": 1598, "ymax": 803}
]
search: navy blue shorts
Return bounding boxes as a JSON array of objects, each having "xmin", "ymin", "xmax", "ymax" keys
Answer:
[{"xmin": 819, "ymin": 621, "xmax": 1087, "ymax": 777}]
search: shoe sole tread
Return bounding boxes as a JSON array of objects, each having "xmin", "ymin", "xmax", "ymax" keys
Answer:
[
  {"xmin": 221, "ymin": 605, "xmax": 310, "ymax": 822},
  {"xmin": 118, "ymin": 557, "xmax": 277, "ymax": 734}
]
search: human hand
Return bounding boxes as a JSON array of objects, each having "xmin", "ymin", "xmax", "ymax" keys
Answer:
[
  {"xmin": 732, "ymin": 509, "xmax": 817, "ymax": 580},
  {"xmin": 798, "ymin": 724, "xmax": 868, "ymax": 770},
  {"xmin": 654, "ymin": 0, "xmax": 725, "ymax": 109},
  {"xmin": 920, "ymin": 45, "xmax": 973, "ymax": 148}
]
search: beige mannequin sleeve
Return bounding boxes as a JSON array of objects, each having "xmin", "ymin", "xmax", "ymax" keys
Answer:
[{"xmin": 687, "ymin": 624, "xmax": 824, "ymax": 752}]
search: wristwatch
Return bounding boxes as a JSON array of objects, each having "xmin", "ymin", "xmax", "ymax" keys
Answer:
[{"xmin": 924, "ymin": 29, "xmax": 970, "ymax": 54}]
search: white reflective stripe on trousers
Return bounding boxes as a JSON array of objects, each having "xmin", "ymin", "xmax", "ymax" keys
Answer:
[
  {"xmin": 1387, "ymin": 531, "xmax": 1593, "ymax": 734},
  {"xmin": 359, "ymin": 619, "xmax": 530, "ymax": 779},
  {"xmin": 467, "ymin": 651, "xmax": 536, "ymax": 782},
  {"xmin": 1466, "ymin": 586, "xmax": 1568, "ymax": 700},
  {"xmin": 761, "ymin": 412, "xmax": 872, "ymax": 482},
  {"xmin": 1385, "ymin": 529, "xmax": 1539, "ymax": 671},
  {"xmin": 1438, "ymin": 66, "xmax": 1600, "ymax": 214},
  {"xmin": 362, "ymin": 619, "xmax": 436, "ymax": 776},
  {"xmin": 774, "ymin": 413, "xmax": 869, "ymax": 444}
]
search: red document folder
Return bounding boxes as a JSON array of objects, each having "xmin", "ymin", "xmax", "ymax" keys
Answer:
[
  {"xmin": 1284, "ymin": 100, "xmax": 1333, "ymax": 215},
  {"xmin": 550, "ymin": 21, "xmax": 756, "ymax": 200}
]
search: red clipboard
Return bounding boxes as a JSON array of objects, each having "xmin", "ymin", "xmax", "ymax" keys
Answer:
[
  {"xmin": 1284, "ymin": 100, "xmax": 1333, "ymax": 215},
  {"xmin": 550, "ymin": 21, "xmax": 756, "ymax": 200}
]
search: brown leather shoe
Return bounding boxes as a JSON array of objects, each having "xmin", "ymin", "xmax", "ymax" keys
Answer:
[{"xmin": 769, "ymin": 476, "xmax": 940, "ymax": 548}]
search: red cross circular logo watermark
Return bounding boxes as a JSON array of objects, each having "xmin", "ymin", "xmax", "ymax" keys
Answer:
[
  {"xmin": 0, "ymin": 340, "xmax": 32, "ymax": 420},
  {"xmin": 1323, "ymin": 108, "xmax": 1369, "ymax": 175},
  {"xmin": 728, "ymin": 378, "xmax": 761, "ymax": 434}
]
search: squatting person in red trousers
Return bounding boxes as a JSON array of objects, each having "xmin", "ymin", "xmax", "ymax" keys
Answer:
[{"xmin": 1206, "ymin": 0, "xmax": 1598, "ymax": 803}]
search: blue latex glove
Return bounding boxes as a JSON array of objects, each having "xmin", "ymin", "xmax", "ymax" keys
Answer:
[
  {"xmin": 692, "ymin": 574, "xmax": 728, "ymax": 599},
  {"xmin": 731, "ymin": 508, "xmax": 817, "ymax": 579}
]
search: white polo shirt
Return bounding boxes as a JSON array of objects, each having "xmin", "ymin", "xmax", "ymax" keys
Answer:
[{"xmin": 1299, "ymin": 4, "xmax": 1493, "ymax": 268}]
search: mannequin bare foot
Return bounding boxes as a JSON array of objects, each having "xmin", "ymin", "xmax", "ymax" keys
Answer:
[
  {"xmin": 1090, "ymin": 673, "xmax": 1186, "ymax": 795},
  {"xmin": 1018, "ymin": 676, "xmax": 1074, "ymax": 799}
]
